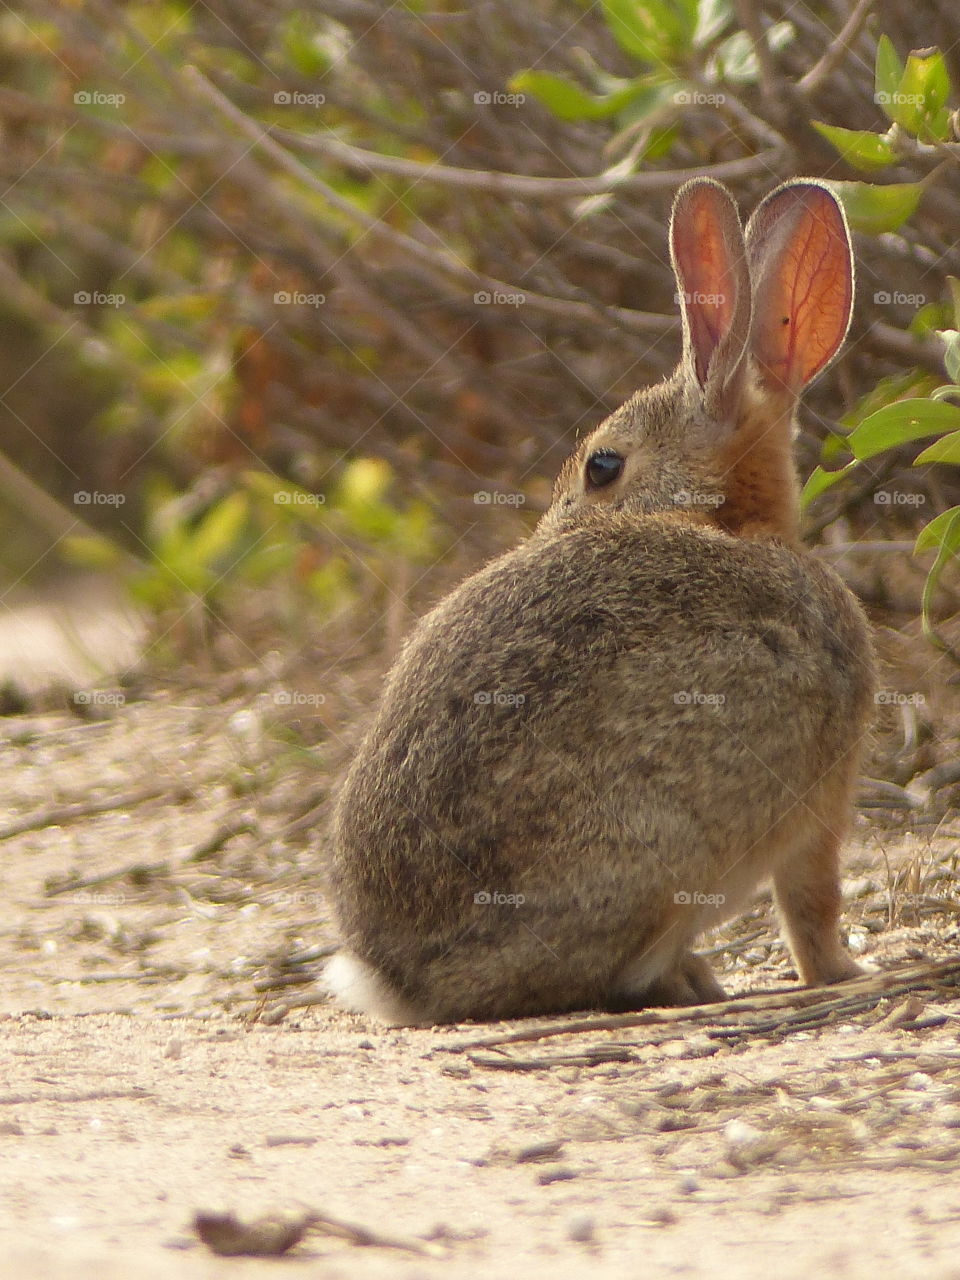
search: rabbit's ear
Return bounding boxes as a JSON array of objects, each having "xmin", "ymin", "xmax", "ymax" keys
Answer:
[
  {"xmin": 744, "ymin": 181, "xmax": 853, "ymax": 398},
  {"xmin": 670, "ymin": 178, "xmax": 752, "ymax": 421}
]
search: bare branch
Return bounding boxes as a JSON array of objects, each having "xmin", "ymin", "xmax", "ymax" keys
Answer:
[
  {"xmin": 799, "ymin": 0, "xmax": 875, "ymax": 95},
  {"xmin": 273, "ymin": 126, "xmax": 784, "ymax": 200}
]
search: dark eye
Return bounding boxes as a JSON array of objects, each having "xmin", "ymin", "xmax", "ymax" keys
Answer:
[{"xmin": 585, "ymin": 449, "xmax": 624, "ymax": 490}]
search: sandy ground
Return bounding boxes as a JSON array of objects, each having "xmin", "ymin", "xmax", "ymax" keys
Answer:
[{"xmin": 1, "ymin": 691, "xmax": 960, "ymax": 1279}]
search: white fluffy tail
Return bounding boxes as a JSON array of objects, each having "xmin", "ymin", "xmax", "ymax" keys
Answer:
[{"xmin": 323, "ymin": 952, "xmax": 423, "ymax": 1026}]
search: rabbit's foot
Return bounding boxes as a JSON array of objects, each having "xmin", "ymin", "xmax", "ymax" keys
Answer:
[{"xmin": 609, "ymin": 948, "xmax": 727, "ymax": 1010}]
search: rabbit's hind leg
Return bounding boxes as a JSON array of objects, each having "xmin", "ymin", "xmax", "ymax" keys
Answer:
[
  {"xmin": 607, "ymin": 940, "xmax": 727, "ymax": 1010},
  {"xmin": 772, "ymin": 759, "xmax": 867, "ymax": 988},
  {"xmin": 773, "ymin": 820, "xmax": 865, "ymax": 987}
]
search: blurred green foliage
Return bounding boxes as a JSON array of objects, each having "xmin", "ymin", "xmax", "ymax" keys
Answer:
[
  {"xmin": 3, "ymin": 2, "xmax": 960, "ymax": 646},
  {"xmin": 803, "ymin": 36, "xmax": 960, "ymax": 639}
]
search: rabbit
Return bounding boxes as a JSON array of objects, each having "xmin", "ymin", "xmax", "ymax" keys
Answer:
[{"xmin": 325, "ymin": 177, "xmax": 876, "ymax": 1027}]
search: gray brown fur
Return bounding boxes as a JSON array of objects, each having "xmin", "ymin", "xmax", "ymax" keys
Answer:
[{"xmin": 327, "ymin": 178, "xmax": 876, "ymax": 1026}]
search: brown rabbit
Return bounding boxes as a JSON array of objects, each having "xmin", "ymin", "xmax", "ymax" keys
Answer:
[{"xmin": 326, "ymin": 178, "xmax": 875, "ymax": 1026}]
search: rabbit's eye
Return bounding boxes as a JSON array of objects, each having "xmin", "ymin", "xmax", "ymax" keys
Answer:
[{"xmin": 585, "ymin": 450, "xmax": 624, "ymax": 489}]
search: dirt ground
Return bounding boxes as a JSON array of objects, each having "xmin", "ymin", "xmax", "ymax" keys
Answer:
[{"xmin": 2, "ymin": 678, "xmax": 960, "ymax": 1279}]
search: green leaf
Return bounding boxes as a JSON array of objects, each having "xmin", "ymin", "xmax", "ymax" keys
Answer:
[
  {"xmin": 829, "ymin": 181, "xmax": 922, "ymax": 234},
  {"xmin": 916, "ymin": 506, "xmax": 960, "ymax": 640},
  {"xmin": 624, "ymin": 79, "xmax": 687, "ymax": 124},
  {"xmin": 712, "ymin": 29, "xmax": 753, "ymax": 80},
  {"xmin": 189, "ymin": 492, "xmax": 250, "ymax": 570},
  {"xmin": 601, "ymin": 0, "xmax": 696, "ymax": 65},
  {"xmin": 916, "ymin": 505, "xmax": 960, "ymax": 552},
  {"xmin": 692, "ymin": 0, "xmax": 732, "ymax": 48},
  {"xmin": 839, "ymin": 371, "xmax": 943, "ymax": 429},
  {"xmin": 339, "ymin": 457, "xmax": 392, "ymax": 507},
  {"xmin": 914, "ymin": 429, "xmax": 960, "ymax": 465},
  {"xmin": 925, "ymin": 107, "xmax": 953, "ymax": 143},
  {"xmin": 244, "ymin": 470, "xmax": 328, "ymax": 528},
  {"xmin": 139, "ymin": 292, "xmax": 219, "ymax": 322},
  {"xmin": 711, "ymin": 20, "xmax": 793, "ymax": 82},
  {"xmin": 874, "ymin": 44, "xmax": 953, "ymax": 137},
  {"xmin": 811, "ymin": 123, "xmax": 896, "ymax": 172},
  {"xmin": 60, "ymin": 533, "xmax": 123, "ymax": 570},
  {"xmin": 875, "ymin": 35, "xmax": 904, "ymax": 104},
  {"xmin": 899, "ymin": 48, "xmax": 952, "ymax": 133},
  {"xmin": 849, "ymin": 398, "xmax": 960, "ymax": 460},
  {"xmin": 281, "ymin": 11, "xmax": 333, "ymax": 77},
  {"xmin": 937, "ymin": 329, "xmax": 960, "ymax": 384},
  {"xmin": 910, "ymin": 303, "xmax": 950, "ymax": 338},
  {"xmin": 800, "ymin": 460, "xmax": 858, "ymax": 509},
  {"xmin": 641, "ymin": 121, "xmax": 680, "ymax": 161},
  {"xmin": 821, "ymin": 431, "xmax": 851, "ymax": 464},
  {"xmin": 241, "ymin": 540, "xmax": 296, "ymax": 585},
  {"xmin": 510, "ymin": 71, "xmax": 637, "ymax": 121}
]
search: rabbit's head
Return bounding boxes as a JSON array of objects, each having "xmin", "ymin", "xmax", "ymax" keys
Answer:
[{"xmin": 542, "ymin": 179, "xmax": 854, "ymax": 545}]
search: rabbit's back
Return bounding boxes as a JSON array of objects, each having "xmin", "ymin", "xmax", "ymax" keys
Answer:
[{"xmin": 331, "ymin": 513, "xmax": 873, "ymax": 1021}]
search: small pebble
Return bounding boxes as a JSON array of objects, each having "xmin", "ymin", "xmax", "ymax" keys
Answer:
[
  {"xmin": 227, "ymin": 710, "xmax": 260, "ymax": 738},
  {"xmin": 536, "ymin": 1165, "xmax": 578, "ymax": 1185},
  {"xmin": 513, "ymin": 1139, "xmax": 564, "ymax": 1164},
  {"xmin": 724, "ymin": 1118, "xmax": 763, "ymax": 1147},
  {"xmin": 723, "ymin": 1117, "xmax": 779, "ymax": 1169},
  {"xmin": 656, "ymin": 1112, "xmax": 696, "ymax": 1133},
  {"xmin": 566, "ymin": 1214, "xmax": 595, "ymax": 1243}
]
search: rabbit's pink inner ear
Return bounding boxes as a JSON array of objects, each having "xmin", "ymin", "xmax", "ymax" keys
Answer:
[
  {"xmin": 670, "ymin": 180, "xmax": 748, "ymax": 391},
  {"xmin": 746, "ymin": 184, "xmax": 854, "ymax": 395}
]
